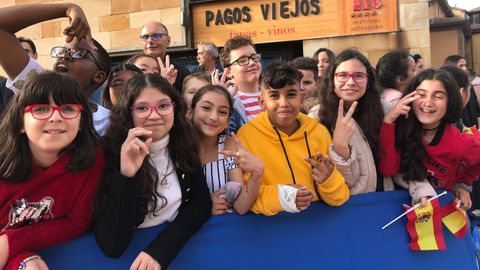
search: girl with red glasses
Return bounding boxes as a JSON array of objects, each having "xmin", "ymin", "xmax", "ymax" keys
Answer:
[
  {"xmin": 315, "ymin": 49, "xmax": 385, "ymax": 195},
  {"xmin": 0, "ymin": 72, "xmax": 105, "ymax": 270}
]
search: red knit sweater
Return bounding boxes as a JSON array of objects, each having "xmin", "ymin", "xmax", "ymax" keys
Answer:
[
  {"xmin": 0, "ymin": 148, "xmax": 105, "ymax": 269},
  {"xmin": 379, "ymin": 122, "xmax": 480, "ymax": 190}
]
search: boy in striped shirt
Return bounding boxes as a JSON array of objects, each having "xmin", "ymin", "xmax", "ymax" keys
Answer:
[{"xmin": 220, "ymin": 36, "xmax": 263, "ymax": 132}]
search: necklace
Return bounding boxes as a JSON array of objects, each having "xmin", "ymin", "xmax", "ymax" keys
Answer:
[{"xmin": 422, "ymin": 126, "xmax": 439, "ymax": 131}]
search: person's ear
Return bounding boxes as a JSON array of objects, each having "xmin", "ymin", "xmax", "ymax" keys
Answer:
[
  {"xmin": 259, "ymin": 92, "xmax": 266, "ymax": 109},
  {"xmin": 33, "ymin": 52, "xmax": 38, "ymax": 60},
  {"xmin": 225, "ymin": 67, "xmax": 232, "ymax": 79},
  {"xmin": 93, "ymin": 71, "xmax": 107, "ymax": 85},
  {"xmin": 166, "ymin": 35, "xmax": 171, "ymax": 47},
  {"xmin": 186, "ymin": 106, "xmax": 193, "ymax": 121}
]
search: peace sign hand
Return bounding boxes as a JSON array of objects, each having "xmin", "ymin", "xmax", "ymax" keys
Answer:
[
  {"xmin": 219, "ymin": 132, "xmax": 264, "ymax": 182},
  {"xmin": 120, "ymin": 127, "xmax": 153, "ymax": 178},
  {"xmin": 332, "ymin": 99, "xmax": 357, "ymax": 159},
  {"xmin": 211, "ymin": 68, "xmax": 237, "ymax": 97},
  {"xmin": 157, "ymin": 55, "xmax": 178, "ymax": 85},
  {"xmin": 383, "ymin": 91, "xmax": 419, "ymax": 124},
  {"xmin": 304, "ymin": 152, "xmax": 335, "ymax": 184}
]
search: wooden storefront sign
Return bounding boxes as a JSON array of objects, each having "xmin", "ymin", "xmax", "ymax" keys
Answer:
[{"xmin": 192, "ymin": 0, "xmax": 398, "ymax": 46}]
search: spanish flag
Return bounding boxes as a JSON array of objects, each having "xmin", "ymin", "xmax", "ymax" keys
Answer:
[
  {"xmin": 441, "ymin": 198, "xmax": 467, "ymax": 238},
  {"xmin": 406, "ymin": 199, "xmax": 446, "ymax": 250}
]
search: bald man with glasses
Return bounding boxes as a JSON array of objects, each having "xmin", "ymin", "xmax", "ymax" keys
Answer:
[{"xmin": 139, "ymin": 21, "xmax": 190, "ymax": 93}]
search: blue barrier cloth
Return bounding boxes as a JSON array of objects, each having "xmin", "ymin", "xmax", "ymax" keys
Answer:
[{"xmin": 39, "ymin": 190, "xmax": 477, "ymax": 270}]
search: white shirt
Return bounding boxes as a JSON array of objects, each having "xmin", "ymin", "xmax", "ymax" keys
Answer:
[{"xmin": 138, "ymin": 134, "xmax": 182, "ymax": 228}]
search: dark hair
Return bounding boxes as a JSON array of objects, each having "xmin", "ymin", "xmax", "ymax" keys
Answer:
[
  {"xmin": 260, "ymin": 61, "xmax": 302, "ymax": 90},
  {"xmin": 412, "ymin": 53, "xmax": 423, "ymax": 63},
  {"xmin": 102, "ymin": 73, "xmax": 200, "ymax": 218},
  {"xmin": 191, "ymin": 84, "xmax": 233, "ymax": 118},
  {"xmin": 395, "ymin": 68, "xmax": 463, "ymax": 181},
  {"xmin": 443, "ymin": 55, "xmax": 465, "ymax": 66},
  {"xmin": 313, "ymin": 48, "xmax": 335, "ymax": 64},
  {"xmin": 18, "ymin": 37, "xmax": 36, "ymax": 54},
  {"xmin": 102, "ymin": 64, "xmax": 143, "ymax": 109},
  {"xmin": 318, "ymin": 49, "xmax": 383, "ymax": 163},
  {"xmin": 290, "ymin": 57, "xmax": 319, "ymax": 81},
  {"xmin": 313, "ymin": 47, "xmax": 336, "ymax": 77},
  {"xmin": 0, "ymin": 72, "xmax": 100, "ymax": 183},
  {"xmin": 126, "ymin": 53, "xmax": 157, "ymax": 66},
  {"xmin": 92, "ymin": 38, "xmax": 111, "ymax": 77},
  {"xmin": 220, "ymin": 36, "xmax": 256, "ymax": 68},
  {"xmin": 182, "ymin": 73, "xmax": 211, "ymax": 95},
  {"xmin": 376, "ymin": 50, "xmax": 412, "ymax": 89},
  {"xmin": 440, "ymin": 65, "xmax": 469, "ymax": 89}
]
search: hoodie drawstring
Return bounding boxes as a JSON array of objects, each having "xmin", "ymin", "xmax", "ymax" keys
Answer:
[
  {"xmin": 304, "ymin": 131, "xmax": 321, "ymax": 200},
  {"xmin": 273, "ymin": 127, "xmax": 321, "ymax": 200},
  {"xmin": 274, "ymin": 127, "xmax": 297, "ymax": 185}
]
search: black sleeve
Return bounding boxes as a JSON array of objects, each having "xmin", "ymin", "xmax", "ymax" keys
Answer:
[
  {"xmin": 173, "ymin": 63, "xmax": 191, "ymax": 94},
  {"xmin": 94, "ymin": 170, "xmax": 141, "ymax": 258},
  {"xmin": 143, "ymin": 165, "xmax": 212, "ymax": 269}
]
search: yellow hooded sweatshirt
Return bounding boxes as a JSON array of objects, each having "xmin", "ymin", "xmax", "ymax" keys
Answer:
[{"xmin": 237, "ymin": 112, "xmax": 350, "ymax": 216}]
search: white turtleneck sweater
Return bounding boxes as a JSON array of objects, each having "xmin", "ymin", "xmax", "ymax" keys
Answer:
[{"xmin": 138, "ymin": 134, "xmax": 182, "ymax": 228}]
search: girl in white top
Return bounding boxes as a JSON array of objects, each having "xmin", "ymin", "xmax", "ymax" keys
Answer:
[{"xmin": 187, "ymin": 85, "xmax": 264, "ymax": 215}]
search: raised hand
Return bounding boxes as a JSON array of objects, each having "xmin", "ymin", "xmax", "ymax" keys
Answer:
[
  {"xmin": 157, "ymin": 55, "xmax": 178, "ymax": 85},
  {"xmin": 130, "ymin": 251, "xmax": 161, "ymax": 270},
  {"xmin": 64, "ymin": 4, "xmax": 95, "ymax": 50},
  {"xmin": 383, "ymin": 91, "xmax": 419, "ymax": 124},
  {"xmin": 219, "ymin": 132, "xmax": 264, "ymax": 182},
  {"xmin": 120, "ymin": 128, "xmax": 153, "ymax": 178},
  {"xmin": 333, "ymin": 99, "xmax": 357, "ymax": 159},
  {"xmin": 304, "ymin": 152, "xmax": 335, "ymax": 184},
  {"xmin": 211, "ymin": 68, "xmax": 238, "ymax": 97}
]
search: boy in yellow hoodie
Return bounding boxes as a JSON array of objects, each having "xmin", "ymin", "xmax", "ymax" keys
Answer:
[{"xmin": 236, "ymin": 61, "xmax": 350, "ymax": 216}]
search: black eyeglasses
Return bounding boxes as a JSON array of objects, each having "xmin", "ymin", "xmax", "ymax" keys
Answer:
[
  {"xmin": 51, "ymin": 46, "xmax": 103, "ymax": 71},
  {"xmin": 227, "ymin": 54, "xmax": 261, "ymax": 67},
  {"xmin": 24, "ymin": 104, "xmax": 83, "ymax": 120},
  {"xmin": 139, "ymin": 33, "xmax": 168, "ymax": 41}
]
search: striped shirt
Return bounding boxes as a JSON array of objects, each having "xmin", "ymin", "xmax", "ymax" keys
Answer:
[
  {"xmin": 238, "ymin": 91, "xmax": 263, "ymax": 120},
  {"xmin": 203, "ymin": 135, "xmax": 238, "ymax": 194}
]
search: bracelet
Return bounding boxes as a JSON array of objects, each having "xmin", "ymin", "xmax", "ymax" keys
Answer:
[{"xmin": 18, "ymin": 255, "xmax": 42, "ymax": 270}]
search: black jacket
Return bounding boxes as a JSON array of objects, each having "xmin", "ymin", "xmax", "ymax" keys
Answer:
[{"xmin": 94, "ymin": 164, "xmax": 211, "ymax": 269}]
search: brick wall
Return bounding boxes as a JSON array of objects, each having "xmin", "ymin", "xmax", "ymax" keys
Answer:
[{"xmin": 0, "ymin": 0, "xmax": 183, "ymax": 75}]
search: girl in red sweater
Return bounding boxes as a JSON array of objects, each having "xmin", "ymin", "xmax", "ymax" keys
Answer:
[
  {"xmin": 380, "ymin": 68, "xmax": 480, "ymax": 209},
  {"xmin": 0, "ymin": 73, "xmax": 105, "ymax": 270}
]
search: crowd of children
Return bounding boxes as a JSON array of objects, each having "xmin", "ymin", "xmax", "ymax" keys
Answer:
[{"xmin": 1, "ymin": 2, "xmax": 480, "ymax": 270}]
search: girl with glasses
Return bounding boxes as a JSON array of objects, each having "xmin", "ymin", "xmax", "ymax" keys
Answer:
[
  {"xmin": 102, "ymin": 64, "xmax": 143, "ymax": 109},
  {"xmin": 0, "ymin": 72, "xmax": 105, "ymax": 270},
  {"xmin": 95, "ymin": 74, "xmax": 211, "ymax": 270},
  {"xmin": 315, "ymin": 49, "xmax": 385, "ymax": 195},
  {"xmin": 187, "ymin": 85, "xmax": 264, "ymax": 215}
]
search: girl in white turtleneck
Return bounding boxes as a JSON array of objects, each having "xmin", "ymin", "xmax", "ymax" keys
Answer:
[{"xmin": 95, "ymin": 74, "xmax": 211, "ymax": 270}]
